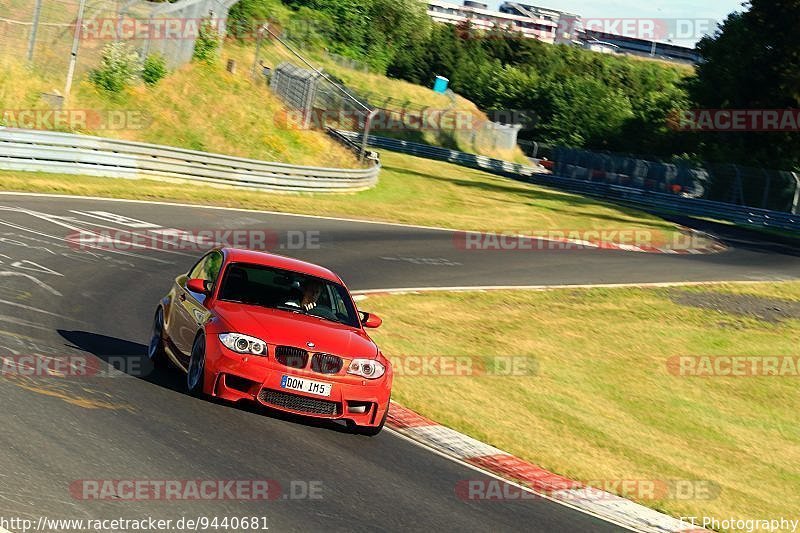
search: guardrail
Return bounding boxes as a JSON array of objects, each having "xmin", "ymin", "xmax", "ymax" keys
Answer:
[
  {"xmin": 0, "ymin": 128, "xmax": 380, "ymax": 193},
  {"xmin": 336, "ymin": 129, "xmax": 800, "ymax": 232},
  {"xmin": 333, "ymin": 129, "xmax": 542, "ymax": 178}
]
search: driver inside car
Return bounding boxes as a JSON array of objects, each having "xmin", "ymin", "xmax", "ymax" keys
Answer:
[{"xmin": 285, "ymin": 279, "xmax": 324, "ymax": 311}]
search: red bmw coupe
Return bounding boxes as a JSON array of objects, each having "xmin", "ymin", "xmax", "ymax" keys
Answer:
[{"xmin": 148, "ymin": 248, "xmax": 392, "ymax": 435}]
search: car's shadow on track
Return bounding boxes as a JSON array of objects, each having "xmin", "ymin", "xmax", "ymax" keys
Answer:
[{"xmin": 57, "ymin": 329, "xmax": 357, "ymax": 435}]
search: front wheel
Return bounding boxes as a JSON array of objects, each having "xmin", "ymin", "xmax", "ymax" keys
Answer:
[{"xmin": 187, "ymin": 334, "xmax": 206, "ymax": 397}]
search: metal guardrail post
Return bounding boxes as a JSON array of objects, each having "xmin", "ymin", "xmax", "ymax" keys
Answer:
[
  {"xmin": 63, "ymin": 0, "xmax": 87, "ymax": 104},
  {"xmin": 792, "ymin": 172, "xmax": 800, "ymax": 215},
  {"xmin": 360, "ymin": 110, "xmax": 379, "ymax": 162}
]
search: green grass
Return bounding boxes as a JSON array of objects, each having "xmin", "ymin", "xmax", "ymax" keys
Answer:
[
  {"xmin": 1, "ymin": 35, "xmax": 527, "ymax": 165},
  {"xmin": 0, "ymin": 57, "xmax": 360, "ymax": 168},
  {"xmin": 231, "ymin": 40, "xmax": 530, "ymax": 163},
  {"xmin": 0, "ymin": 150, "xmax": 682, "ymax": 240},
  {"xmin": 361, "ymin": 282, "xmax": 800, "ymax": 529}
]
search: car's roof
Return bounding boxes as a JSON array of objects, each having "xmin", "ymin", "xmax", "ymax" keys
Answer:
[{"xmin": 222, "ymin": 248, "xmax": 343, "ymax": 284}]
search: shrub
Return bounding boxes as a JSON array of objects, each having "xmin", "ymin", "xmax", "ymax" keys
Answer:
[
  {"xmin": 142, "ymin": 53, "xmax": 168, "ymax": 86},
  {"xmin": 89, "ymin": 42, "xmax": 141, "ymax": 93},
  {"xmin": 193, "ymin": 19, "xmax": 222, "ymax": 63}
]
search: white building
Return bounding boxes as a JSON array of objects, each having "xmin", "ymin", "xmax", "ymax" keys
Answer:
[
  {"xmin": 425, "ymin": 0, "xmax": 563, "ymax": 43},
  {"xmin": 423, "ymin": 1, "xmax": 700, "ymax": 63}
]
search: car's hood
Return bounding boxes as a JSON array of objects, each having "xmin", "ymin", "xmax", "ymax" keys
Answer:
[{"xmin": 213, "ymin": 301, "xmax": 378, "ymax": 359}]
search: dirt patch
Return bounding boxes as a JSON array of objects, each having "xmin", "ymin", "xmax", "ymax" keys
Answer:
[{"xmin": 668, "ymin": 290, "xmax": 800, "ymax": 323}]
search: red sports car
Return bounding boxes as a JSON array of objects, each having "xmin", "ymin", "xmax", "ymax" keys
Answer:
[{"xmin": 148, "ymin": 248, "xmax": 392, "ymax": 435}]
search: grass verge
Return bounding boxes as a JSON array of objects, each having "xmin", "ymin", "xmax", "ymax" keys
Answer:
[
  {"xmin": 0, "ymin": 57, "xmax": 358, "ymax": 168},
  {"xmin": 211, "ymin": 41, "xmax": 530, "ymax": 163},
  {"xmin": 0, "ymin": 150, "xmax": 681, "ymax": 239},
  {"xmin": 361, "ymin": 282, "xmax": 800, "ymax": 528}
]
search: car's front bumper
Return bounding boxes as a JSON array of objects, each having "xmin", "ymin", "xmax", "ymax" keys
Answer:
[{"xmin": 203, "ymin": 340, "xmax": 392, "ymax": 427}]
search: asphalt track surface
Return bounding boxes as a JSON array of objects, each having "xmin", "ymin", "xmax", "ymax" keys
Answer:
[{"xmin": 0, "ymin": 193, "xmax": 797, "ymax": 533}]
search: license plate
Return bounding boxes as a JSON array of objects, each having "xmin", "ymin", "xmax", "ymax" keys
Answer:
[{"xmin": 280, "ymin": 375, "xmax": 332, "ymax": 397}]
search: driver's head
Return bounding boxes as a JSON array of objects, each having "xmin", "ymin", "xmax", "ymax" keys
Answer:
[{"xmin": 302, "ymin": 279, "xmax": 323, "ymax": 302}]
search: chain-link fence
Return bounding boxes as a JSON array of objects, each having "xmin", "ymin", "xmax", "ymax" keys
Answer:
[
  {"xmin": 0, "ymin": 0, "xmax": 237, "ymax": 96},
  {"xmin": 257, "ymin": 25, "xmax": 523, "ymax": 158},
  {"xmin": 550, "ymin": 146, "xmax": 800, "ymax": 212},
  {"xmin": 2, "ymin": 0, "xmax": 97, "ymax": 83}
]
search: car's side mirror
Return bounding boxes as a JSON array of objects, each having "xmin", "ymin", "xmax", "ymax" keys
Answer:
[
  {"xmin": 360, "ymin": 312, "xmax": 382, "ymax": 329},
  {"xmin": 187, "ymin": 278, "xmax": 211, "ymax": 296}
]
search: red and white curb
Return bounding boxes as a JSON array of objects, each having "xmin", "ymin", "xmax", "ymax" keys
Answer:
[{"xmin": 386, "ymin": 402, "xmax": 706, "ymax": 533}]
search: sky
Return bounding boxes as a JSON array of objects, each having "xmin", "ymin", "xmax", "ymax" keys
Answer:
[{"xmin": 485, "ymin": 0, "xmax": 749, "ymax": 44}]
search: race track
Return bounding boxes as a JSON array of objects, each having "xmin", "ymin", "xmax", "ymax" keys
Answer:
[{"xmin": 0, "ymin": 193, "xmax": 797, "ymax": 533}]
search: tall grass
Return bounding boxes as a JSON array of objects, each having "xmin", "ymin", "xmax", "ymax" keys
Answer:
[{"xmin": 0, "ymin": 54, "xmax": 360, "ymax": 168}]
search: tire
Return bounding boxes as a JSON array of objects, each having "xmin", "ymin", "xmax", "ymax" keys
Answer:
[
  {"xmin": 187, "ymin": 334, "xmax": 206, "ymax": 397},
  {"xmin": 147, "ymin": 307, "xmax": 167, "ymax": 367},
  {"xmin": 348, "ymin": 403, "xmax": 389, "ymax": 437}
]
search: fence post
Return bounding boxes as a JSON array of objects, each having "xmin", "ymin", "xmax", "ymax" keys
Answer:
[
  {"xmin": 63, "ymin": 0, "xmax": 87, "ymax": 104},
  {"xmin": 26, "ymin": 0, "xmax": 43, "ymax": 62},
  {"xmin": 360, "ymin": 109, "xmax": 379, "ymax": 162},
  {"xmin": 760, "ymin": 169, "xmax": 771, "ymax": 209},
  {"xmin": 792, "ymin": 172, "xmax": 800, "ymax": 215},
  {"xmin": 251, "ymin": 24, "xmax": 267, "ymax": 79}
]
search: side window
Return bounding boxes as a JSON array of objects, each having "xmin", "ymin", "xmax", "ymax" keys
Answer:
[
  {"xmin": 188, "ymin": 256, "xmax": 207, "ymax": 280},
  {"xmin": 189, "ymin": 251, "xmax": 223, "ymax": 284},
  {"xmin": 203, "ymin": 251, "xmax": 223, "ymax": 283}
]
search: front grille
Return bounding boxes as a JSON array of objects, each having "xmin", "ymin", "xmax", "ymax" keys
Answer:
[
  {"xmin": 275, "ymin": 346, "xmax": 308, "ymax": 369},
  {"xmin": 311, "ymin": 353, "xmax": 343, "ymax": 374},
  {"xmin": 258, "ymin": 389, "xmax": 339, "ymax": 416}
]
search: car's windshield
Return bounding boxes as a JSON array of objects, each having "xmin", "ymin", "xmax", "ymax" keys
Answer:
[{"xmin": 217, "ymin": 262, "xmax": 360, "ymax": 328}]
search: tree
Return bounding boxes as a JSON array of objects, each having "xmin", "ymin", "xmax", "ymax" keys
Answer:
[{"xmin": 688, "ymin": 0, "xmax": 800, "ymax": 167}]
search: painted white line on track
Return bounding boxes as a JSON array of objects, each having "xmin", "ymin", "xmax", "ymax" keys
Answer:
[
  {"xmin": 0, "ymin": 219, "xmax": 171, "ymax": 264},
  {"xmin": 0, "ymin": 192, "xmax": 722, "ymax": 254},
  {"xmin": 0, "ymin": 191, "xmax": 500, "ymax": 233},
  {"xmin": 0, "ymin": 298, "xmax": 81, "ymax": 321},
  {"xmin": 351, "ymin": 279, "xmax": 789, "ymax": 296},
  {"xmin": 385, "ymin": 429, "xmax": 638, "ymax": 533},
  {"xmin": 0, "ymin": 272, "xmax": 61, "ymax": 296}
]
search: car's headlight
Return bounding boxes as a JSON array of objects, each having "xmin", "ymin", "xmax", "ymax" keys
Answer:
[
  {"xmin": 347, "ymin": 358, "xmax": 385, "ymax": 379},
  {"xmin": 218, "ymin": 333, "xmax": 267, "ymax": 356}
]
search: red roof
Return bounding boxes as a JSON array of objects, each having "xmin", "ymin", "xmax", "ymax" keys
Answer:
[{"xmin": 222, "ymin": 248, "xmax": 342, "ymax": 284}]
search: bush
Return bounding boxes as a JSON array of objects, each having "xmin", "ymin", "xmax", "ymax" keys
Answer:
[
  {"xmin": 141, "ymin": 53, "xmax": 167, "ymax": 86},
  {"xmin": 193, "ymin": 19, "xmax": 222, "ymax": 63},
  {"xmin": 89, "ymin": 42, "xmax": 141, "ymax": 93}
]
